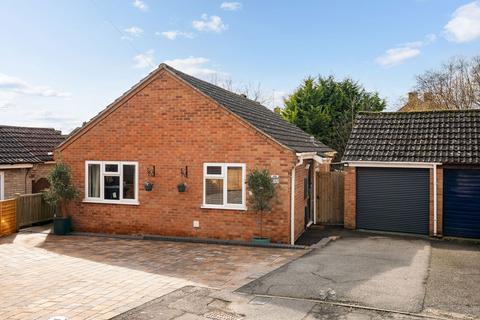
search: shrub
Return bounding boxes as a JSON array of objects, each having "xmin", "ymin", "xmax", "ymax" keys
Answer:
[
  {"xmin": 247, "ymin": 168, "xmax": 277, "ymax": 238},
  {"xmin": 43, "ymin": 162, "xmax": 79, "ymax": 218}
]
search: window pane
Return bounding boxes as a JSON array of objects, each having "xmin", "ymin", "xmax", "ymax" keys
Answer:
[
  {"xmin": 105, "ymin": 164, "xmax": 118, "ymax": 172},
  {"xmin": 123, "ymin": 165, "xmax": 135, "ymax": 200},
  {"xmin": 104, "ymin": 176, "xmax": 120, "ymax": 200},
  {"xmin": 205, "ymin": 179, "xmax": 224, "ymax": 205},
  {"xmin": 227, "ymin": 167, "xmax": 243, "ymax": 204},
  {"xmin": 207, "ymin": 166, "xmax": 222, "ymax": 175},
  {"xmin": 88, "ymin": 164, "xmax": 100, "ymax": 198}
]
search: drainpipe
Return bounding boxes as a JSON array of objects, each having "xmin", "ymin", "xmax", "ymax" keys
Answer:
[
  {"xmin": 290, "ymin": 166, "xmax": 296, "ymax": 245},
  {"xmin": 433, "ymin": 164, "xmax": 437, "ymax": 237}
]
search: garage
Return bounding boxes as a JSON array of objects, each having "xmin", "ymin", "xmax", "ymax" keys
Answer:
[
  {"xmin": 356, "ymin": 167, "xmax": 430, "ymax": 235},
  {"xmin": 444, "ymin": 169, "xmax": 480, "ymax": 239}
]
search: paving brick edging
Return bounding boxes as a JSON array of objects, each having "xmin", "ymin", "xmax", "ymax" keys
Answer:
[{"xmin": 68, "ymin": 231, "xmax": 309, "ymax": 250}]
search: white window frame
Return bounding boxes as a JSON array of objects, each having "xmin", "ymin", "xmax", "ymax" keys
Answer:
[
  {"xmin": 0, "ymin": 171, "xmax": 4, "ymax": 200},
  {"xmin": 202, "ymin": 163, "xmax": 246, "ymax": 210},
  {"xmin": 84, "ymin": 161, "xmax": 139, "ymax": 205}
]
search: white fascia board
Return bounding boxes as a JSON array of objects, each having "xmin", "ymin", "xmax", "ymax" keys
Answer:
[
  {"xmin": 346, "ymin": 161, "xmax": 442, "ymax": 168},
  {"xmin": 0, "ymin": 164, "xmax": 34, "ymax": 169},
  {"xmin": 296, "ymin": 152, "xmax": 326, "ymax": 164}
]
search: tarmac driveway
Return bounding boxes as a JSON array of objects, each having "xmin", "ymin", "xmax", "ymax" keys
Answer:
[{"xmin": 239, "ymin": 233, "xmax": 432, "ymax": 313}]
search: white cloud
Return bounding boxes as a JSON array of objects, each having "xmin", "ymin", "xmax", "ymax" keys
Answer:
[
  {"xmin": 163, "ymin": 57, "xmax": 225, "ymax": 79},
  {"xmin": 132, "ymin": 0, "xmax": 148, "ymax": 11},
  {"xmin": 376, "ymin": 47, "xmax": 421, "ymax": 67},
  {"xmin": 375, "ymin": 34, "xmax": 437, "ymax": 67},
  {"xmin": 444, "ymin": 1, "xmax": 480, "ymax": 43},
  {"xmin": 221, "ymin": 2, "xmax": 242, "ymax": 11},
  {"xmin": 192, "ymin": 14, "xmax": 228, "ymax": 33},
  {"xmin": 157, "ymin": 30, "xmax": 193, "ymax": 40},
  {"xmin": 133, "ymin": 49, "xmax": 155, "ymax": 69},
  {"xmin": 0, "ymin": 73, "xmax": 71, "ymax": 98},
  {"xmin": 124, "ymin": 26, "xmax": 143, "ymax": 37}
]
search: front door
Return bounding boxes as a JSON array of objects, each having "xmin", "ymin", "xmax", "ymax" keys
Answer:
[{"xmin": 304, "ymin": 164, "xmax": 313, "ymax": 228}]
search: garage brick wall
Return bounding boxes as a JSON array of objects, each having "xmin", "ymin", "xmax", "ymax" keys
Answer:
[
  {"xmin": 429, "ymin": 167, "xmax": 443, "ymax": 237},
  {"xmin": 58, "ymin": 69, "xmax": 300, "ymax": 244}
]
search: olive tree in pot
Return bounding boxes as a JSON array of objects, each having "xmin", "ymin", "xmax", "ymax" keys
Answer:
[
  {"xmin": 43, "ymin": 162, "xmax": 79, "ymax": 235},
  {"xmin": 247, "ymin": 168, "xmax": 277, "ymax": 244}
]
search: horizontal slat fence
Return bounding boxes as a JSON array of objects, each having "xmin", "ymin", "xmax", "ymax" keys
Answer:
[
  {"xmin": 316, "ymin": 171, "xmax": 345, "ymax": 225},
  {"xmin": 0, "ymin": 199, "xmax": 17, "ymax": 237},
  {"xmin": 16, "ymin": 193, "xmax": 55, "ymax": 228}
]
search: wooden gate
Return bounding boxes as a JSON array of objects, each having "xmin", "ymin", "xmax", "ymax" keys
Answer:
[
  {"xmin": 16, "ymin": 193, "xmax": 55, "ymax": 228},
  {"xmin": 0, "ymin": 199, "xmax": 17, "ymax": 237},
  {"xmin": 316, "ymin": 171, "xmax": 345, "ymax": 225}
]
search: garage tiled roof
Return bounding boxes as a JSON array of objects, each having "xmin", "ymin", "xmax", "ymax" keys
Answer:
[
  {"xmin": 164, "ymin": 64, "xmax": 335, "ymax": 155},
  {"xmin": 343, "ymin": 110, "xmax": 480, "ymax": 164},
  {"xmin": 0, "ymin": 126, "xmax": 65, "ymax": 164}
]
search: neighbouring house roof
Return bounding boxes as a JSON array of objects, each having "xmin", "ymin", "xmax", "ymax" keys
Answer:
[
  {"xmin": 60, "ymin": 64, "xmax": 335, "ymax": 157},
  {"xmin": 398, "ymin": 91, "xmax": 447, "ymax": 112},
  {"xmin": 0, "ymin": 126, "xmax": 65, "ymax": 165},
  {"xmin": 343, "ymin": 110, "xmax": 480, "ymax": 164}
]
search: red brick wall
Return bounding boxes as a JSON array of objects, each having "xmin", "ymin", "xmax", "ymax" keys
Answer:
[
  {"xmin": 293, "ymin": 162, "xmax": 307, "ymax": 241},
  {"xmin": 59, "ymin": 70, "xmax": 298, "ymax": 243},
  {"xmin": 343, "ymin": 166, "xmax": 356, "ymax": 229}
]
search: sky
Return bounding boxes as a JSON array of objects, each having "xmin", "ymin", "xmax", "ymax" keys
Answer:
[{"xmin": 0, "ymin": 0, "xmax": 479, "ymax": 133}]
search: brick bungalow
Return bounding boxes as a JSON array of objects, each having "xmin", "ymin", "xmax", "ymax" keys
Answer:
[
  {"xmin": 57, "ymin": 64, "xmax": 336, "ymax": 244},
  {"xmin": 0, "ymin": 125, "xmax": 64, "ymax": 200},
  {"xmin": 343, "ymin": 110, "xmax": 480, "ymax": 239}
]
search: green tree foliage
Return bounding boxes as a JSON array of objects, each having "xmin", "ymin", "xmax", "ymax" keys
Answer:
[
  {"xmin": 43, "ymin": 162, "xmax": 79, "ymax": 217},
  {"xmin": 280, "ymin": 76, "xmax": 386, "ymax": 159}
]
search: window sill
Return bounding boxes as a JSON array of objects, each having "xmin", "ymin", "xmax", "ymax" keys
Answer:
[
  {"xmin": 201, "ymin": 205, "xmax": 247, "ymax": 211},
  {"xmin": 83, "ymin": 199, "xmax": 140, "ymax": 206}
]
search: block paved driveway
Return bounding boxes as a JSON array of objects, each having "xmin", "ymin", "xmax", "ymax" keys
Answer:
[{"xmin": 0, "ymin": 228, "xmax": 303, "ymax": 320}]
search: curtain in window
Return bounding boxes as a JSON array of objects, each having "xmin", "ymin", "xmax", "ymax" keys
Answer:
[
  {"xmin": 122, "ymin": 165, "xmax": 135, "ymax": 199},
  {"xmin": 227, "ymin": 167, "xmax": 242, "ymax": 204},
  {"xmin": 88, "ymin": 164, "xmax": 100, "ymax": 198}
]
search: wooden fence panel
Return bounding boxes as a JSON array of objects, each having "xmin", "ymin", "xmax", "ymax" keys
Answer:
[
  {"xmin": 0, "ymin": 199, "xmax": 17, "ymax": 237},
  {"xmin": 316, "ymin": 171, "xmax": 345, "ymax": 225},
  {"xmin": 16, "ymin": 193, "xmax": 55, "ymax": 228}
]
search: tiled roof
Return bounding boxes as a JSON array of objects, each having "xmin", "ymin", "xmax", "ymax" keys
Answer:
[
  {"xmin": 0, "ymin": 126, "xmax": 65, "ymax": 164},
  {"xmin": 60, "ymin": 64, "xmax": 335, "ymax": 156},
  {"xmin": 343, "ymin": 110, "xmax": 480, "ymax": 164},
  {"xmin": 164, "ymin": 64, "xmax": 335, "ymax": 155}
]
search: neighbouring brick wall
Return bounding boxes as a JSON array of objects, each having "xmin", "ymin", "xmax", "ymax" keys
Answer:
[
  {"xmin": 59, "ymin": 69, "xmax": 297, "ymax": 243},
  {"xmin": 1, "ymin": 163, "xmax": 55, "ymax": 200},
  {"xmin": 343, "ymin": 166, "xmax": 356, "ymax": 229},
  {"xmin": 2, "ymin": 169, "xmax": 28, "ymax": 199}
]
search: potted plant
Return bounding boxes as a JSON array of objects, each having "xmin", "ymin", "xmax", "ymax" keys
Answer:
[
  {"xmin": 43, "ymin": 162, "xmax": 79, "ymax": 235},
  {"xmin": 177, "ymin": 182, "xmax": 187, "ymax": 192},
  {"xmin": 247, "ymin": 168, "xmax": 277, "ymax": 244}
]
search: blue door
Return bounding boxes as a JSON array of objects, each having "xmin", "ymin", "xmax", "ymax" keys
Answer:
[{"xmin": 444, "ymin": 169, "xmax": 480, "ymax": 239}]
